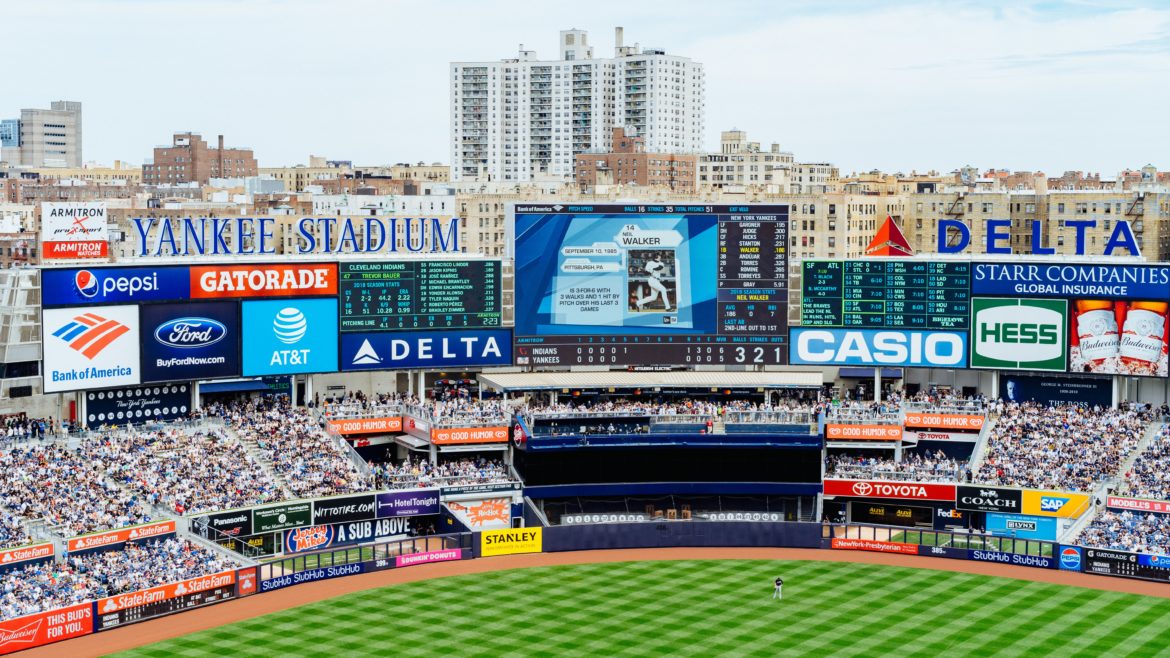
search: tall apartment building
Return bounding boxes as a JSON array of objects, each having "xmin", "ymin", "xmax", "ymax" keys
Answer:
[
  {"xmin": 142, "ymin": 133, "xmax": 257, "ymax": 185},
  {"xmin": 0, "ymin": 101, "xmax": 83, "ymax": 168},
  {"xmin": 575, "ymin": 127, "xmax": 696, "ymax": 192},
  {"xmin": 451, "ymin": 27, "xmax": 705, "ymax": 182}
]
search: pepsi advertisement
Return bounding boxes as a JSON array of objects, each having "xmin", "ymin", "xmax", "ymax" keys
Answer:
[
  {"xmin": 241, "ymin": 299, "xmax": 338, "ymax": 376},
  {"xmin": 42, "ymin": 266, "xmax": 191, "ymax": 306},
  {"xmin": 140, "ymin": 302, "xmax": 239, "ymax": 383},
  {"xmin": 340, "ymin": 329, "xmax": 512, "ymax": 371}
]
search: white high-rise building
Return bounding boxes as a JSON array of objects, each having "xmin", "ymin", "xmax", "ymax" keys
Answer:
[{"xmin": 450, "ymin": 27, "xmax": 705, "ymax": 182}]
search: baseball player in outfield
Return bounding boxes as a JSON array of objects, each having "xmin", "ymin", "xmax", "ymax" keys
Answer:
[{"xmin": 772, "ymin": 576, "xmax": 783, "ymax": 600}]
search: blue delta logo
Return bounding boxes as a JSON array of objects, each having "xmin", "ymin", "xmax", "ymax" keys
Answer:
[{"xmin": 1039, "ymin": 496, "xmax": 1069, "ymax": 513}]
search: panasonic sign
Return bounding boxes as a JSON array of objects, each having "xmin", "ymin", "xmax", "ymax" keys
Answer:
[
  {"xmin": 789, "ymin": 329, "xmax": 967, "ymax": 368},
  {"xmin": 970, "ymin": 298, "xmax": 1068, "ymax": 371}
]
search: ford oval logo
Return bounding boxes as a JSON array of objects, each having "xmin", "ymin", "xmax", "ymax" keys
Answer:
[{"xmin": 155, "ymin": 317, "xmax": 227, "ymax": 349}]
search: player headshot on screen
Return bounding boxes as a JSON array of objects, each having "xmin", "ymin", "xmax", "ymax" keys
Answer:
[
  {"xmin": 1005, "ymin": 379, "xmax": 1018, "ymax": 402},
  {"xmin": 628, "ymin": 250, "xmax": 676, "ymax": 313}
]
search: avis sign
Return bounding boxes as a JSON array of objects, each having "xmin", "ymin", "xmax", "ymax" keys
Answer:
[
  {"xmin": 970, "ymin": 298, "xmax": 1068, "ymax": 371},
  {"xmin": 822, "ymin": 479, "xmax": 957, "ymax": 501}
]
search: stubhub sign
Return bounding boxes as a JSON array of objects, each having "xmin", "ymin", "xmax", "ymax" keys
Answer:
[
  {"xmin": 341, "ymin": 329, "xmax": 512, "ymax": 371},
  {"xmin": 789, "ymin": 328, "xmax": 968, "ymax": 368},
  {"xmin": 242, "ymin": 299, "xmax": 338, "ymax": 376}
]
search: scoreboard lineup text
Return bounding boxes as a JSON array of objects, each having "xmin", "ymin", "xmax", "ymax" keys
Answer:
[{"xmin": 801, "ymin": 260, "xmax": 971, "ymax": 330}]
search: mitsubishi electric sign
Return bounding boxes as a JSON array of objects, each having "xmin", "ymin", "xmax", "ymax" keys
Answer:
[
  {"xmin": 241, "ymin": 299, "xmax": 338, "ymax": 376},
  {"xmin": 970, "ymin": 298, "xmax": 1068, "ymax": 371}
]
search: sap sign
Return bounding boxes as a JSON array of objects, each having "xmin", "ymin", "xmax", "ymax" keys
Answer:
[
  {"xmin": 140, "ymin": 302, "xmax": 239, "ymax": 383},
  {"xmin": 242, "ymin": 299, "xmax": 338, "ymax": 376},
  {"xmin": 789, "ymin": 329, "xmax": 967, "ymax": 368},
  {"xmin": 42, "ymin": 266, "xmax": 190, "ymax": 306},
  {"xmin": 341, "ymin": 329, "xmax": 512, "ymax": 371}
]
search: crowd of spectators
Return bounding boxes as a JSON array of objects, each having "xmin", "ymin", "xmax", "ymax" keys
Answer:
[
  {"xmin": 0, "ymin": 415, "xmax": 55, "ymax": 441},
  {"xmin": 974, "ymin": 403, "xmax": 1150, "ymax": 492},
  {"xmin": 0, "ymin": 538, "xmax": 238, "ymax": 622},
  {"xmin": 1078, "ymin": 510, "xmax": 1170, "ymax": 555},
  {"xmin": 1116, "ymin": 425, "xmax": 1170, "ymax": 502},
  {"xmin": 372, "ymin": 457, "xmax": 510, "ymax": 490},
  {"xmin": 826, "ymin": 450, "xmax": 971, "ymax": 483}
]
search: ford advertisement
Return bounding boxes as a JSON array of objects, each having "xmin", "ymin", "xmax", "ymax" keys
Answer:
[{"xmin": 140, "ymin": 302, "xmax": 239, "ymax": 383}]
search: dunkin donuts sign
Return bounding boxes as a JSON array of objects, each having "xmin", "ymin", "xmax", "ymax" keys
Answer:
[{"xmin": 823, "ymin": 479, "xmax": 957, "ymax": 501}]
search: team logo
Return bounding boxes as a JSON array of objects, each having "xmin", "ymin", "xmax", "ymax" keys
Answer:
[
  {"xmin": 1060, "ymin": 547, "xmax": 1082, "ymax": 570},
  {"xmin": 51, "ymin": 313, "xmax": 130, "ymax": 359},
  {"xmin": 74, "ymin": 270, "xmax": 99, "ymax": 298},
  {"xmin": 272, "ymin": 308, "xmax": 307, "ymax": 344},
  {"xmin": 1040, "ymin": 496, "xmax": 1069, "ymax": 512},
  {"xmin": 851, "ymin": 482, "xmax": 873, "ymax": 496},
  {"xmin": 155, "ymin": 318, "xmax": 227, "ymax": 349}
]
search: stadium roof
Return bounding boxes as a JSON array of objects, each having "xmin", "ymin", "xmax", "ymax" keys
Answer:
[{"xmin": 478, "ymin": 371, "xmax": 823, "ymax": 392}]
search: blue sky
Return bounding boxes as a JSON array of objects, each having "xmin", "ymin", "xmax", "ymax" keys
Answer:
[{"xmin": 5, "ymin": 0, "xmax": 1169, "ymax": 174}]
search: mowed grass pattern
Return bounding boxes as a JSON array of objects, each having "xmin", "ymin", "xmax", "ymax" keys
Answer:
[{"xmin": 117, "ymin": 560, "xmax": 1170, "ymax": 658}]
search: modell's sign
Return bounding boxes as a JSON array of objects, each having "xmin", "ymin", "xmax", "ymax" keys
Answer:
[
  {"xmin": 41, "ymin": 202, "xmax": 109, "ymax": 259},
  {"xmin": 823, "ymin": 479, "xmax": 957, "ymax": 501},
  {"xmin": 191, "ymin": 264, "xmax": 338, "ymax": 298},
  {"xmin": 1107, "ymin": 496, "xmax": 1170, "ymax": 515}
]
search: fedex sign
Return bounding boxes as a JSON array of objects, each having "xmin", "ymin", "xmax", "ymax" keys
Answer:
[{"xmin": 789, "ymin": 328, "xmax": 967, "ymax": 368}]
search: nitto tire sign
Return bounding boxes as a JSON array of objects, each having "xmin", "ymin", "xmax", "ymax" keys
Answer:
[
  {"xmin": 789, "ymin": 329, "xmax": 967, "ymax": 367},
  {"xmin": 85, "ymin": 384, "xmax": 190, "ymax": 429},
  {"xmin": 970, "ymin": 298, "xmax": 1068, "ymax": 371},
  {"xmin": 956, "ymin": 485, "xmax": 1022, "ymax": 513}
]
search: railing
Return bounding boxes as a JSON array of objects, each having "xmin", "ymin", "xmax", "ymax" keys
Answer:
[
  {"xmin": 257, "ymin": 532, "xmax": 473, "ymax": 580},
  {"xmin": 321, "ymin": 404, "xmax": 404, "ymax": 419},
  {"xmin": 903, "ymin": 400, "xmax": 987, "ymax": 414},
  {"xmin": 823, "ymin": 409, "xmax": 902, "ymax": 423},
  {"xmin": 724, "ymin": 410, "xmax": 817, "ymax": 425},
  {"xmin": 825, "ymin": 467, "xmax": 969, "ymax": 483},
  {"xmin": 375, "ymin": 473, "xmax": 516, "ymax": 490}
]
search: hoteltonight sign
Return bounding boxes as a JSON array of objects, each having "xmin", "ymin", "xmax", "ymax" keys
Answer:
[{"xmin": 129, "ymin": 216, "xmax": 460, "ymax": 257}]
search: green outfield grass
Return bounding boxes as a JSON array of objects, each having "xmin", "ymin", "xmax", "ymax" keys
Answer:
[{"xmin": 116, "ymin": 560, "xmax": 1170, "ymax": 658}]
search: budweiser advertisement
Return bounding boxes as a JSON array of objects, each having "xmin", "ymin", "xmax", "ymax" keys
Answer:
[
  {"xmin": 902, "ymin": 413, "xmax": 985, "ymax": 431},
  {"xmin": 825, "ymin": 424, "xmax": 902, "ymax": 441},
  {"xmin": 190, "ymin": 263, "xmax": 338, "ymax": 298},
  {"xmin": 0, "ymin": 603, "xmax": 92, "ymax": 655},
  {"xmin": 0, "ymin": 543, "xmax": 54, "ymax": 571},
  {"xmin": 325, "ymin": 417, "xmax": 403, "ymax": 436},
  {"xmin": 430, "ymin": 426, "xmax": 509, "ymax": 445},
  {"xmin": 67, "ymin": 520, "xmax": 176, "ymax": 553},
  {"xmin": 823, "ymin": 479, "xmax": 957, "ymax": 501},
  {"xmin": 830, "ymin": 538, "xmax": 919, "ymax": 555},
  {"xmin": 1106, "ymin": 496, "xmax": 1170, "ymax": 515}
]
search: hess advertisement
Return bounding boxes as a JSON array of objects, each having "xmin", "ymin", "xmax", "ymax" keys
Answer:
[
  {"xmin": 969, "ymin": 298, "xmax": 1068, "ymax": 371},
  {"xmin": 1069, "ymin": 300, "xmax": 1168, "ymax": 376},
  {"xmin": 43, "ymin": 305, "xmax": 141, "ymax": 392},
  {"xmin": 140, "ymin": 302, "xmax": 239, "ymax": 383},
  {"xmin": 242, "ymin": 299, "xmax": 338, "ymax": 376}
]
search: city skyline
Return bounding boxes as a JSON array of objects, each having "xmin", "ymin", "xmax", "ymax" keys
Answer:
[{"xmin": 5, "ymin": 0, "xmax": 1169, "ymax": 174}]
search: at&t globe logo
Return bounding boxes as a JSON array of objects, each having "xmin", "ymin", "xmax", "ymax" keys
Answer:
[
  {"xmin": 74, "ymin": 270, "xmax": 99, "ymax": 298},
  {"xmin": 273, "ymin": 308, "xmax": 307, "ymax": 344}
]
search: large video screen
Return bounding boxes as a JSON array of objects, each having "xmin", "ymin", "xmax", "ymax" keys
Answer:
[
  {"xmin": 338, "ymin": 261, "xmax": 501, "ymax": 332},
  {"xmin": 513, "ymin": 204, "xmax": 788, "ymax": 366}
]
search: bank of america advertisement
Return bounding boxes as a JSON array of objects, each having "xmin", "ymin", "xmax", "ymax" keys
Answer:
[
  {"xmin": 970, "ymin": 298, "xmax": 1068, "ymax": 371},
  {"xmin": 43, "ymin": 305, "xmax": 141, "ymax": 392},
  {"xmin": 241, "ymin": 299, "xmax": 338, "ymax": 376},
  {"xmin": 40, "ymin": 202, "xmax": 109, "ymax": 260},
  {"xmin": 140, "ymin": 302, "xmax": 239, "ymax": 383}
]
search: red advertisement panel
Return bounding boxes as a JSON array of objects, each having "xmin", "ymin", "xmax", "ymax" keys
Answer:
[
  {"xmin": 902, "ymin": 413, "xmax": 985, "ymax": 431},
  {"xmin": 326, "ymin": 417, "xmax": 403, "ymax": 436},
  {"xmin": 0, "ymin": 543, "xmax": 54, "ymax": 568},
  {"xmin": 190, "ymin": 263, "xmax": 338, "ymax": 298},
  {"xmin": 831, "ymin": 538, "xmax": 919, "ymax": 555},
  {"xmin": 823, "ymin": 479, "xmax": 957, "ymax": 501},
  {"xmin": 236, "ymin": 567, "xmax": 257, "ymax": 598},
  {"xmin": 0, "ymin": 603, "xmax": 92, "ymax": 655},
  {"xmin": 67, "ymin": 520, "xmax": 176, "ymax": 552},
  {"xmin": 825, "ymin": 424, "xmax": 902, "ymax": 441},
  {"xmin": 97, "ymin": 570, "xmax": 236, "ymax": 614},
  {"xmin": 1107, "ymin": 496, "xmax": 1170, "ymax": 514},
  {"xmin": 431, "ymin": 426, "xmax": 509, "ymax": 445}
]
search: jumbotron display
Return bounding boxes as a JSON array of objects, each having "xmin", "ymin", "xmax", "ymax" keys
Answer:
[
  {"xmin": 512, "ymin": 204, "xmax": 789, "ymax": 366},
  {"xmin": 802, "ymin": 260, "xmax": 971, "ymax": 330},
  {"xmin": 338, "ymin": 261, "xmax": 501, "ymax": 331}
]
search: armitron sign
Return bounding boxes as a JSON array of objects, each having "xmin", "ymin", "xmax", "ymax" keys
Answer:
[{"xmin": 823, "ymin": 479, "xmax": 956, "ymax": 501}]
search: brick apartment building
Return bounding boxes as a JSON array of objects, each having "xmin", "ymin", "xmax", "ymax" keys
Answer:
[
  {"xmin": 574, "ymin": 127, "xmax": 696, "ymax": 192},
  {"xmin": 142, "ymin": 132, "xmax": 257, "ymax": 185}
]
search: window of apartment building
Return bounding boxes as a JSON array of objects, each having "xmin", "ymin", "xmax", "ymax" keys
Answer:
[
  {"xmin": 1076, "ymin": 203, "xmax": 1088, "ymax": 214},
  {"xmin": 1025, "ymin": 203, "xmax": 1035, "ymax": 213},
  {"xmin": 828, "ymin": 204, "xmax": 836, "ymax": 215}
]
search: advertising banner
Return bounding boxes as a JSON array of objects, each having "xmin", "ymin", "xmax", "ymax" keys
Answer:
[
  {"xmin": 1107, "ymin": 496, "xmax": 1170, "ymax": 515},
  {"xmin": 829, "ymin": 538, "xmax": 918, "ymax": 555},
  {"xmin": 0, "ymin": 603, "xmax": 92, "ymax": 655},
  {"xmin": 190, "ymin": 263, "xmax": 338, "ymax": 299},
  {"xmin": 283, "ymin": 525, "xmax": 335, "ymax": 553},
  {"xmin": 312, "ymin": 494, "xmax": 376, "ymax": 525},
  {"xmin": 902, "ymin": 413, "xmax": 985, "ymax": 431},
  {"xmin": 789, "ymin": 328, "xmax": 967, "ymax": 367},
  {"xmin": 340, "ymin": 329, "xmax": 512, "ymax": 371},
  {"xmin": 396, "ymin": 548, "xmax": 462, "ymax": 568},
  {"xmin": 84, "ymin": 384, "xmax": 191, "ymax": 429},
  {"xmin": 431, "ymin": 426, "xmax": 509, "ymax": 445},
  {"xmin": 140, "ymin": 302, "xmax": 239, "ymax": 383},
  {"xmin": 325, "ymin": 417, "xmax": 402, "ymax": 436},
  {"xmin": 252, "ymin": 501, "xmax": 313, "ymax": 533},
  {"xmin": 824, "ymin": 424, "xmax": 902, "ymax": 441},
  {"xmin": 283, "ymin": 517, "xmax": 412, "ymax": 554},
  {"xmin": 0, "ymin": 543, "xmax": 54, "ymax": 573},
  {"xmin": 903, "ymin": 429, "xmax": 979, "ymax": 443},
  {"xmin": 985, "ymin": 513, "xmax": 1058, "ymax": 541},
  {"xmin": 1081, "ymin": 548, "xmax": 1170, "ymax": 582},
  {"xmin": 441, "ymin": 482, "xmax": 523, "ymax": 497},
  {"xmin": 43, "ymin": 305, "xmax": 141, "ymax": 393},
  {"xmin": 1020, "ymin": 490, "xmax": 1092, "ymax": 518},
  {"xmin": 376, "ymin": 489, "xmax": 441, "ymax": 518},
  {"xmin": 67, "ymin": 520, "xmax": 177, "ymax": 554},
  {"xmin": 236, "ymin": 567, "xmax": 258, "ymax": 597},
  {"xmin": 970, "ymin": 298, "xmax": 1068, "ymax": 371},
  {"xmin": 1059, "ymin": 546, "xmax": 1083, "ymax": 572},
  {"xmin": 967, "ymin": 550, "xmax": 1055, "ymax": 569},
  {"xmin": 95, "ymin": 570, "xmax": 237, "ymax": 631},
  {"xmin": 191, "ymin": 509, "xmax": 253, "ymax": 540},
  {"xmin": 242, "ymin": 299, "xmax": 338, "ymax": 376},
  {"xmin": 823, "ymin": 479, "xmax": 956, "ymax": 501},
  {"xmin": 849, "ymin": 502, "xmax": 931, "ymax": 527},
  {"xmin": 480, "ymin": 527, "xmax": 543, "ymax": 557},
  {"xmin": 956, "ymin": 485, "xmax": 1022, "ymax": 513},
  {"xmin": 41, "ymin": 202, "xmax": 109, "ymax": 260},
  {"xmin": 971, "ymin": 262, "xmax": 1170, "ymax": 300},
  {"xmin": 446, "ymin": 498, "xmax": 512, "ymax": 530},
  {"xmin": 41, "ymin": 266, "xmax": 190, "ymax": 307},
  {"xmin": 260, "ymin": 562, "xmax": 366, "ymax": 593},
  {"xmin": 1068, "ymin": 299, "xmax": 1169, "ymax": 376},
  {"xmin": 999, "ymin": 374, "xmax": 1112, "ymax": 407}
]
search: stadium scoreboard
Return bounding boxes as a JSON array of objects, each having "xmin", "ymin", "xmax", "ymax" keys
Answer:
[
  {"xmin": 339, "ymin": 261, "xmax": 501, "ymax": 331},
  {"xmin": 513, "ymin": 204, "xmax": 789, "ymax": 366},
  {"xmin": 801, "ymin": 260, "xmax": 970, "ymax": 330}
]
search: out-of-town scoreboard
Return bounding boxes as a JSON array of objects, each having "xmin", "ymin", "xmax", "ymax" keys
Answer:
[
  {"xmin": 801, "ymin": 260, "xmax": 971, "ymax": 330},
  {"xmin": 338, "ymin": 261, "xmax": 501, "ymax": 331}
]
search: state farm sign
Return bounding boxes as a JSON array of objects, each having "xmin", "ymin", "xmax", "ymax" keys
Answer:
[
  {"xmin": 903, "ymin": 413, "xmax": 985, "ymax": 431},
  {"xmin": 823, "ymin": 479, "xmax": 957, "ymax": 501}
]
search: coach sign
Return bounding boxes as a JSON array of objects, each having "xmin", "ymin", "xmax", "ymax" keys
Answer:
[
  {"xmin": 823, "ymin": 479, "xmax": 957, "ymax": 502},
  {"xmin": 956, "ymin": 485, "xmax": 1022, "ymax": 513}
]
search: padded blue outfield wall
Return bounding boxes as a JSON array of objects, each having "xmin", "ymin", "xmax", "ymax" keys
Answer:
[{"xmin": 537, "ymin": 520, "xmax": 823, "ymax": 552}]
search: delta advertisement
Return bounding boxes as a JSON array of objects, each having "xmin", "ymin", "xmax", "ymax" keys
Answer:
[
  {"xmin": 40, "ymin": 202, "xmax": 109, "ymax": 260},
  {"xmin": 84, "ymin": 384, "xmax": 190, "ymax": 429},
  {"xmin": 999, "ymin": 374, "xmax": 1112, "ymax": 407},
  {"xmin": 139, "ymin": 302, "xmax": 239, "ymax": 382},
  {"xmin": 789, "ymin": 329, "xmax": 967, "ymax": 368},
  {"xmin": 241, "ymin": 299, "xmax": 338, "ymax": 376},
  {"xmin": 43, "ymin": 305, "xmax": 141, "ymax": 393},
  {"xmin": 969, "ymin": 298, "xmax": 1068, "ymax": 371},
  {"xmin": 340, "ymin": 329, "xmax": 512, "ymax": 371}
]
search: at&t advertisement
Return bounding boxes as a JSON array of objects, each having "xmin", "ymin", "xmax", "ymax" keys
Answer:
[{"xmin": 241, "ymin": 299, "xmax": 338, "ymax": 376}]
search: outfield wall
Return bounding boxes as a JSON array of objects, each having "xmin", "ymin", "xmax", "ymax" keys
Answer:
[{"xmin": 535, "ymin": 521, "xmax": 822, "ymax": 553}]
